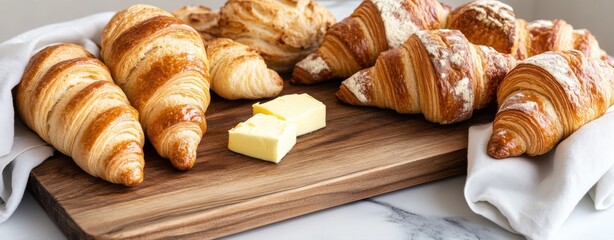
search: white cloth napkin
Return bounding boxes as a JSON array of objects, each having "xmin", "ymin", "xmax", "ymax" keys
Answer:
[
  {"xmin": 465, "ymin": 108, "xmax": 614, "ymax": 240},
  {"xmin": 0, "ymin": 12, "xmax": 114, "ymax": 223}
]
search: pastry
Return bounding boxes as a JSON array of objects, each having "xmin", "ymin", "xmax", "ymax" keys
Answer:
[
  {"xmin": 16, "ymin": 43, "xmax": 145, "ymax": 186},
  {"xmin": 101, "ymin": 4, "xmax": 210, "ymax": 170},
  {"xmin": 218, "ymin": 0, "xmax": 335, "ymax": 72},
  {"xmin": 291, "ymin": 0, "xmax": 450, "ymax": 84},
  {"xmin": 488, "ymin": 50, "xmax": 614, "ymax": 158},
  {"xmin": 447, "ymin": 0, "xmax": 609, "ymax": 61},
  {"xmin": 172, "ymin": 5, "xmax": 220, "ymax": 41},
  {"xmin": 294, "ymin": 0, "xmax": 610, "ymax": 85},
  {"xmin": 336, "ymin": 29, "xmax": 517, "ymax": 124},
  {"xmin": 206, "ymin": 38, "xmax": 283, "ymax": 100}
]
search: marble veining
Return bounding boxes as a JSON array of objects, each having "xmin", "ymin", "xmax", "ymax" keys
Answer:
[{"xmin": 366, "ymin": 199, "xmax": 499, "ymax": 240}]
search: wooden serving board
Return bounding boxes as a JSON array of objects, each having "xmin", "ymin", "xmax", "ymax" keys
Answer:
[{"xmin": 28, "ymin": 80, "xmax": 492, "ymax": 239}]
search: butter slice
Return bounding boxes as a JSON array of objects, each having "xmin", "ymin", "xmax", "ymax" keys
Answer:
[
  {"xmin": 253, "ymin": 93, "xmax": 326, "ymax": 136},
  {"xmin": 228, "ymin": 113, "xmax": 296, "ymax": 163}
]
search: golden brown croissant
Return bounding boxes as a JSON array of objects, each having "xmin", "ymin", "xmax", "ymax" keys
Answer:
[
  {"xmin": 172, "ymin": 5, "xmax": 220, "ymax": 41},
  {"xmin": 488, "ymin": 50, "xmax": 614, "ymax": 159},
  {"xmin": 447, "ymin": 0, "xmax": 609, "ymax": 61},
  {"xmin": 206, "ymin": 38, "xmax": 283, "ymax": 100},
  {"xmin": 16, "ymin": 43, "xmax": 145, "ymax": 186},
  {"xmin": 218, "ymin": 0, "xmax": 335, "ymax": 72},
  {"xmin": 101, "ymin": 4, "xmax": 211, "ymax": 170},
  {"xmin": 291, "ymin": 0, "xmax": 450, "ymax": 84},
  {"xmin": 336, "ymin": 29, "xmax": 517, "ymax": 124}
]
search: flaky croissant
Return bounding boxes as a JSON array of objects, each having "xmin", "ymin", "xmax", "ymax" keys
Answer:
[
  {"xmin": 447, "ymin": 0, "xmax": 609, "ymax": 61},
  {"xmin": 488, "ymin": 50, "xmax": 614, "ymax": 159},
  {"xmin": 336, "ymin": 29, "xmax": 517, "ymax": 124},
  {"xmin": 101, "ymin": 4, "xmax": 211, "ymax": 170},
  {"xmin": 206, "ymin": 38, "xmax": 283, "ymax": 100},
  {"xmin": 172, "ymin": 5, "xmax": 220, "ymax": 41},
  {"xmin": 16, "ymin": 44, "xmax": 145, "ymax": 186},
  {"xmin": 291, "ymin": 0, "xmax": 450, "ymax": 84},
  {"xmin": 218, "ymin": 0, "xmax": 335, "ymax": 72},
  {"xmin": 173, "ymin": 6, "xmax": 283, "ymax": 100}
]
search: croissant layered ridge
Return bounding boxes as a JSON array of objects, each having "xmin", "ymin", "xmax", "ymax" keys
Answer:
[
  {"xmin": 205, "ymin": 38, "xmax": 283, "ymax": 100},
  {"xmin": 337, "ymin": 29, "xmax": 517, "ymax": 124},
  {"xmin": 447, "ymin": 0, "xmax": 609, "ymax": 61},
  {"xmin": 291, "ymin": 0, "xmax": 450, "ymax": 84},
  {"xmin": 488, "ymin": 50, "xmax": 614, "ymax": 159},
  {"xmin": 16, "ymin": 43, "xmax": 145, "ymax": 186},
  {"xmin": 101, "ymin": 4, "xmax": 211, "ymax": 170}
]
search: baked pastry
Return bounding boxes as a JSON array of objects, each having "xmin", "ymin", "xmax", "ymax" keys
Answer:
[
  {"xmin": 16, "ymin": 43, "xmax": 145, "ymax": 186},
  {"xmin": 488, "ymin": 50, "xmax": 614, "ymax": 159},
  {"xmin": 447, "ymin": 0, "xmax": 609, "ymax": 61},
  {"xmin": 101, "ymin": 4, "xmax": 211, "ymax": 170},
  {"xmin": 172, "ymin": 5, "xmax": 220, "ymax": 41},
  {"xmin": 446, "ymin": 0, "xmax": 523, "ymax": 57},
  {"xmin": 206, "ymin": 38, "xmax": 283, "ymax": 100},
  {"xmin": 336, "ymin": 29, "xmax": 517, "ymax": 124},
  {"xmin": 218, "ymin": 0, "xmax": 335, "ymax": 72},
  {"xmin": 294, "ymin": 0, "xmax": 609, "ymax": 85},
  {"xmin": 291, "ymin": 0, "xmax": 450, "ymax": 84},
  {"xmin": 173, "ymin": 6, "xmax": 283, "ymax": 99}
]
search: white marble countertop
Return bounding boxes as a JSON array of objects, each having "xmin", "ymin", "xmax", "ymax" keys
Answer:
[
  {"xmin": 2, "ymin": 1, "xmax": 614, "ymax": 239},
  {"xmin": 3, "ymin": 174, "xmax": 614, "ymax": 239}
]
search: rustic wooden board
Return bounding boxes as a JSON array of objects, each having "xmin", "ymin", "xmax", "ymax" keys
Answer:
[{"xmin": 28, "ymin": 80, "xmax": 492, "ymax": 239}]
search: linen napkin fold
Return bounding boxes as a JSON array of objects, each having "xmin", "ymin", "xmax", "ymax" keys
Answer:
[
  {"xmin": 0, "ymin": 12, "xmax": 114, "ymax": 223},
  {"xmin": 465, "ymin": 108, "xmax": 614, "ymax": 240}
]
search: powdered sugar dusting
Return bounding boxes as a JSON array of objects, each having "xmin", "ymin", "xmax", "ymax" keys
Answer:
[
  {"xmin": 452, "ymin": 77, "xmax": 474, "ymax": 113},
  {"xmin": 297, "ymin": 54, "xmax": 329, "ymax": 75},
  {"xmin": 416, "ymin": 30, "xmax": 469, "ymax": 78},
  {"xmin": 573, "ymin": 29, "xmax": 588, "ymax": 35},
  {"xmin": 466, "ymin": 0, "xmax": 515, "ymax": 31},
  {"xmin": 499, "ymin": 92, "xmax": 539, "ymax": 113},
  {"xmin": 342, "ymin": 70, "xmax": 372, "ymax": 103},
  {"xmin": 449, "ymin": 52, "xmax": 463, "ymax": 66},
  {"xmin": 416, "ymin": 30, "xmax": 477, "ymax": 120},
  {"xmin": 529, "ymin": 20, "xmax": 554, "ymax": 29},
  {"xmin": 522, "ymin": 52, "xmax": 581, "ymax": 104},
  {"xmin": 493, "ymin": 51, "xmax": 508, "ymax": 70},
  {"xmin": 420, "ymin": 32, "xmax": 441, "ymax": 57},
  {"xmin": 478, "ymin": 45, "xmax": 509, "ymax": 70},
  {"xmin": 371, "ymin": 0, "xmax": 419, "ymax": 49}
]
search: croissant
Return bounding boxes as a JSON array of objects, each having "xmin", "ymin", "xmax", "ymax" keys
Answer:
[
  {"xmin": 15, "ymin": 44, "xmax": 145, "ymax": 186},
  {"xmin": 336, "ymin": 29, "xmax": 517, "ymax": 124},
  {"xmin": 206, "ymin": 38, "xmax": 283, "ymax": 100},
  {"xmin": 291, "ymin": 0, "xmax": 450, "ymax": 84},
  {"xmin": 218, "ymin": 0, "xmax": 335, "ymax": 72},
  {"xmin": 172, "ymin": 5, "xmax": 220, "ymax": 41},
  {"xmin": 446, "ymin": 0, "xmax": 609, "ymax": 61},
  {"xmin": 488, "ymin": 50, "xmax": 614, "ymax": 159},
  {"xmin": 101, "ymin": 4, "xmax": 211, "ymax": 170}
]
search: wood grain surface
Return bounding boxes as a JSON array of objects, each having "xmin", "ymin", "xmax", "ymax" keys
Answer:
[{"xmin": 28, "ymin": 80, "xmax": 493, "ymax": 239}]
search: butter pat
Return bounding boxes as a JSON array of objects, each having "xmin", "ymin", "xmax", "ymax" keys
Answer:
[
  {"xmin": 228, "ymin": 113, "xmax": 296, "ymax": 163},
  {"xmin": 253, "ymin": 93, "xmax": 326, "ymax": 136}
]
